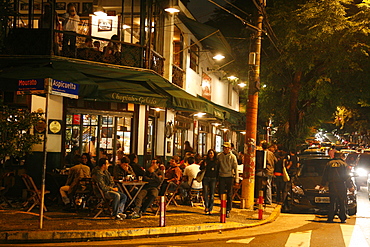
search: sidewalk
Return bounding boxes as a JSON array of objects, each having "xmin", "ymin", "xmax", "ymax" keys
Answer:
[{"xmin": 0, "ymin": 200, "xmax": 281, "ymax": 243}]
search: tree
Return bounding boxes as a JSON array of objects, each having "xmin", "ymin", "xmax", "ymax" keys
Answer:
[{"xmin": 0, "ymin": 101, "xmax": 43, "ymax": 165}]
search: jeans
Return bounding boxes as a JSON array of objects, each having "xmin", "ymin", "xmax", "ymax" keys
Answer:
[
  {"xmin": 265, "ymin": 175, "xmax": 273, "ymax": 204},
  {"xmin": 218, "ymin": 177, "xmax": 234, "ymax": 211},
  {"xmin": 274, "ymin": 176, "xmax": 287, "ymax": 203},
  {"xmin": 202, "ymin": 177, "xmax": 217, "ymax": 211},
  {"xmin": 107, "ymin": 190, "xmax": 127, "ymax": 216}
]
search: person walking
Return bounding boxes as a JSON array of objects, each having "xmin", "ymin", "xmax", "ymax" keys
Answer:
[
  {"xmin": 199, "ymin": 149, "xmax": 219, "ymax": 214},
  {"xmin": 320, "ymin": 152, "xmax": 354, "ymax": 223},
  {"xmin": 218, "ymin": 142, "xmax": 238, "ymax": 218}
]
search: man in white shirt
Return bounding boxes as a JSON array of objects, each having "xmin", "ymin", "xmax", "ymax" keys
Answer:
[
  {"xmin": 62, "ymin": 3, "xmax": 80, "ymax": 56},
  {"xmin": 179, "ymin": 157, "xmax": 202, "ymax": 203}
]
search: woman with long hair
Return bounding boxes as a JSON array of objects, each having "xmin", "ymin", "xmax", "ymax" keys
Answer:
[{"xmin": 199, "ymin": 149, "xmax": 219, "ymax": 214}]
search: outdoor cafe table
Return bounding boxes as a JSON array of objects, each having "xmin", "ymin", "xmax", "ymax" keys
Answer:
[{"xmin": 115, "ymin": 180, "xmax": 148, "ymax": 209}]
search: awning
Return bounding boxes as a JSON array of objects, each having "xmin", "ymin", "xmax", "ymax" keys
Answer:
[
  {"xmin": 198, "ymin": 96, "xmax": 244, "ymax": 126},
  {"xmin": 177, "ymin": 14, "xmax": 232, "ymax": 57}
]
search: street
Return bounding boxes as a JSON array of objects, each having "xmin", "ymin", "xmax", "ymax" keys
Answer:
[{"xmin": 2, "ymin": 188, "xmax": 369, "ymax": 247}]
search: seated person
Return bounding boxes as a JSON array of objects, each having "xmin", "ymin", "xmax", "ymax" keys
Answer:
[
  {"xmin": 92, "ymin": 158, "xmax": 127, "ymax": 220},
  {"xmin": 179, "ymin": 157, "xmax": 202, "ymax": 200},
  {"xmin": 60, "ymin": 154, "xmax": 91, "ymax": 207},
  {"xmin": 128, "ymin": 153, "xmax": 146, "ymax": 177},
  {"xmin": 113, "ymin": 156, "xmax": 135, "ymax": 180},
  {"xmin": 160, "ymin": 157, "xmax": 182, "ymax": 195},
  {"xmin": 129, "ymin": 158, "xmax": 164, "ymax": 219}
]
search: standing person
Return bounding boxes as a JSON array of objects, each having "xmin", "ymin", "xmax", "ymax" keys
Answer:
[
  {"xmin": 199, "ymin": 149, "xmax": 219, "ymax": 214},
  {"xmin": 84, "ymin": 136, "xmax": 96, "ymax": 162},
  {"xmin": 273, "ymin": 151, "xmax": 288, "ymax": 204},
  {"xmin": 320, "ymin": 152, "xmax": 354, "ymax": 223},
  {"xmin": 62, "ymin": 3, "xmax": 80, "ymax": 57},
  {"xmin": 265, "ymin": 143, "xmax": 277, "ymax": 205},
  {"xmin": 92, "ymin": 158, "xmax": 127, "ymax": 220},
  {"xmin": 328, "ymin": 145, "xmax": 337, "ymax": 159},
  {"xmin": 184, "ymin": 141, "xmax": 194, "ymax": 154},
  {"xmin": 286, "ymin": 149, "xmax": 300, "ymax": 181},
  {"xmin": 218, "ymin": 142, "xmax": 238, "ymax": 218}
]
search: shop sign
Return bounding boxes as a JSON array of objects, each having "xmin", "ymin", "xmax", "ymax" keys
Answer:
[
  {"xmin": 51, "ymin": 79, "xmax": 79, "ymax": 99},
  {"xmin": 111, "ymin": 93, "xmax": 165, "ymax": 106},
  {"xmin": 48, "ymin": 119, "xmax": 62, "ymax": 134},
  {"xmin": 17, "ymin": 79, "xmax": 46, "ymax": 94}
]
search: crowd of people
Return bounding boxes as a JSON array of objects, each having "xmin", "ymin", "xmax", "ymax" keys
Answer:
[{"xmin": 59, "ymin": 141, "xmax": 244, "ymax": 220}]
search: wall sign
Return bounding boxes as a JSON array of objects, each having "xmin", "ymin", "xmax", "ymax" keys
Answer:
[{"xmin": 48, "ymin": 120, "xmax": 62, "ymax": 134}]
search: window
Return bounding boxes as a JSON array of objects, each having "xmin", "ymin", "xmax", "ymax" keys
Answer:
[
  {"xmin": 173, "ymin": 25, "xmax": 184, "ymax": 68},
  {"xmin": 189, "ymin": 40, "xmax": 199, "ymax": 73}
]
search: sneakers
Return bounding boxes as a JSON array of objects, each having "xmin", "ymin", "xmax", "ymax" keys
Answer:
[
  {"xmin": 129, "ymin": 211, "xmax": 141, "ymax": 219},
  {"xmin": 115, "ymin": 214, "xmax": 125, "ymax": 221},
  {"xmin": 118, "ymin": 213, "xmax": 127, "ymax": 219}
]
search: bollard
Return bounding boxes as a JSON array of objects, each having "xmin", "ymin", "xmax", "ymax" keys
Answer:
[
  {"xmin": 258, "ymin": 190, "xmax": 264, "ymax": 220},
  {"xmin": 159, "ymin": 196, "xmax": 166, "ymax": 227},
  {"xmin": 220, "ymin": 194, "xmax": 227, "ymax": 223}
]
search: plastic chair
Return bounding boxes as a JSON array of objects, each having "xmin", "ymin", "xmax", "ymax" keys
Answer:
[{"xmin": 187, "ymin": 178, "xmax": 204, "ymax": 207}]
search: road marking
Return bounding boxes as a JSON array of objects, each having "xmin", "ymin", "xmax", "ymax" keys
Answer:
[
  {"xmin": 226, "ymin": 237, "xmax": 255, "ymax": 244},
  {"xmin": 341, "ymin": 222, "xmax": 369, "ymax": 247},
  {"xmin": 285, "ymin": 230, "xmax": 311, "ymax": 247}
]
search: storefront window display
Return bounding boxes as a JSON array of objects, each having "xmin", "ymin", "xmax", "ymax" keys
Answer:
[{"xmin": 65, "ymin": 112, "xmax": 132, "ymax": 165}]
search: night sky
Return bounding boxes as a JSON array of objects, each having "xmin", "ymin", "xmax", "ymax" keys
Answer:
[{"xmin": 187, "ymin": 0, "xmax": 225, "ymax": 23}]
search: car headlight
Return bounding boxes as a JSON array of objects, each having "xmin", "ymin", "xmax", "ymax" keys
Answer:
[{"xmin": 356, "ymin": 168, "xmax": 368, "ymax": 177}]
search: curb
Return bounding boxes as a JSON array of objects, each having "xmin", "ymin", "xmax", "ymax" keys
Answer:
[{"xmin": 1, "ymin": 205, "xmax": 281, "ymax": 243}]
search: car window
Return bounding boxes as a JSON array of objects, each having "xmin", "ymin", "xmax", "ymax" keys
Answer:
[{"xmin": 299, "ymin": 159, "xmax": 329, "ymax": 177}]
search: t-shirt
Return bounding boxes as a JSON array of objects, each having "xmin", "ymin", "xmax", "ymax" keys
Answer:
[{"xmin": 183, "ymin": 164, "xmax": 202, "ymax": 189}]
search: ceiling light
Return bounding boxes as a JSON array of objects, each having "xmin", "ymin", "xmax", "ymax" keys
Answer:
[
  {"xmin": 238, "ymin": 82, "xmax": 247, "ymax": 88},
  {"xmin": 194, "ymin": 112, "xmax": 206, "ymax": 117},
  {"xmin": 212, "ymin": 123, "xmax": 221, "ymax": 126},
  {"xmin": 213, "ymin": 54, "xmax": 225, "ymax": 60},
  {"xmin": 227, "ymin": 75, "xmax": 238, "ymax": 80},
  {"xmin": 240, "ymin": 131, "xmax": 246, "ymax": 135},
  {"xmin": 122, "ymin": 24, "xmax": 131, "ymax": 29},
  {"xmin": 165, "ymin": 7, "xmax": 180, "ymax": 13}
]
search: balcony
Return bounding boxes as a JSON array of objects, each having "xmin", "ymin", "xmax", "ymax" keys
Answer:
[
  {"xmin": 3, "ymin": 28, "xmax": 164, "ymax": 76},
  {"xmin": 172, "ymin": 64, "xmax": 184, "ymax": 88}
]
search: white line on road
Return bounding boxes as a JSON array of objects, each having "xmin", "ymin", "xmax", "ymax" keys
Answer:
[
  {"xmin": 226, "ymin": 237, "xmax": 255, "ymax": 244},
  {"xmin": 285, "ymin": 230, "xmax": 312, "ymax": 247}
]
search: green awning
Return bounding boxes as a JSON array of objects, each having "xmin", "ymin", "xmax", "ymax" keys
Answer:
[
  {"xmin": 177, "ymin": 14, "xmax": 232, "ymax": 57},
  {"xmin": 198, "ymin": 96, "xmax": 244, "ymax": 126}
]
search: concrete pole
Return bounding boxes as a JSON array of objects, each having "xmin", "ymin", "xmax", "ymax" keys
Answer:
[{"xmin": 241, "ymin": 0, "xmax": 264, "ymax": 210}]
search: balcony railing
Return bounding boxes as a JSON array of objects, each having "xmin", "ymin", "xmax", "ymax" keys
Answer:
[
  {"xmin": 172, "ymin": 64, "xmax": 184, "ymax": 88},
  {"xmin": 3, "ymin": 28, "xmax": 164, "ymax": 75}
]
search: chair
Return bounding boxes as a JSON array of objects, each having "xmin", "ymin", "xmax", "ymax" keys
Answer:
[
  {"xmin": 151, "ymin": 182, "xmax": 181, "ymax": 216},
  {"xmin": 187, "ymin": 179, "xmax": 204, "ymax": 207},
  {"xmin": 21, "ymin": 174, "xmax": 50, "ymax": 212},
  {"xmin": 89, "ymin": 181, "xmax": 113, "ymax": 218},
  {"xmin": 72, "ymin": 177, "xmax": 93, "ymax": 210},
  {"xmin": 232, "ymin": 183, "xmax": 242, "ymax": 201}
]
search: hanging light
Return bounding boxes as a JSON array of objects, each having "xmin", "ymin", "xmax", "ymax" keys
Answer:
[{"xmin": 213, "ymin": 54, "xmax": 225, "ymax": 60}]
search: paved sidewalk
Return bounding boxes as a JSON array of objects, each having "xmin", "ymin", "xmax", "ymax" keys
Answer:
[{"xmin": 0, "ymin": 200, "xmax": 281, "ymax": 243}]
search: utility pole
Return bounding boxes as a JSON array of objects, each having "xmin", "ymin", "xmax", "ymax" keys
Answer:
[{"xmin": 241, "ymin": 0, "xmax": 264, "ymax": 210}]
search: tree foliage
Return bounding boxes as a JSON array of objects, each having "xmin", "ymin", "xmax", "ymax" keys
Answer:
[
  {"xmin": 0, "ymin": 101, "xmax": 43, "ymax": 164},
  {"xmin": 208, "ymin": 0, "xmax": 370, "ymax": 149}
]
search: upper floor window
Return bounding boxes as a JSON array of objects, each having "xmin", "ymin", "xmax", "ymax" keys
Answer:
[{"xmin": 189, "ymin": 40, "xmax": 199, "ymax": 73}]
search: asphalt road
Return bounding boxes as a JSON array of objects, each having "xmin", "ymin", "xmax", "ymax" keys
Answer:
[{"xmin": 2, "ymin": 188, "xmax": 369, "ymax": 247}]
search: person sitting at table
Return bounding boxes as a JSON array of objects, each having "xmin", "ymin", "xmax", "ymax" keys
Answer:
[
  {"xmin": 112, "ymin": 150, "xmax": 125, "ymax": 165},
  {"xmin": 92, "ymin": 158, "xmax": 127, "ymax": 220},
  {"xmin": 179, "ymin": 156, "xmax": 202, "ymax": 203},
  {"xmin": 60, "ymin": 154, "xmax": 91, "ymax": 209},
  {"xmin": 160, "ymin": 156, "xmax": 182, "ymax": 195},
  {"xmin": 81, "ymin": 153, "xmax": 94, "ymax": 171},
  {"xmin": 128, "ymin": 153, "xmax": 146, "ymax": 177},
  {"xmin": 129, "ymin": 158, "xmax": 164, "ymax": 219},
  {"xmin": 113, "ymin": 156, "xmax": 135, "ymax": 180}
]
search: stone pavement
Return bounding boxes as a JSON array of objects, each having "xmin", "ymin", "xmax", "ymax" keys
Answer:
[{"xmin": 0, "ymin": 199, "xmax": 281, "ymax": 243}]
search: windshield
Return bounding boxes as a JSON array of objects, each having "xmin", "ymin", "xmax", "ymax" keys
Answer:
[{"xmin": 299, "ymin": 159, "xmax": 329, "ymax": 177}]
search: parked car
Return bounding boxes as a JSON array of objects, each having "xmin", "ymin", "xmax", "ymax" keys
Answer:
[
  {"xmin": 286, "ymin": 156, "xmax": 357, "ymax": 216},
  {"xmin": 354, "ymin": 153, "xmax": 370, "ymax": 189}
]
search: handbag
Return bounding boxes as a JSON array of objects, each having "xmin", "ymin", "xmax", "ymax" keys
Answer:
[
  {"xmin": 196, "ymin": 169, "xmax": 206, "ymax": 183},
  {"xmin": 283, "ymin": 164, "xmax": 290, "ymax": 182}
]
